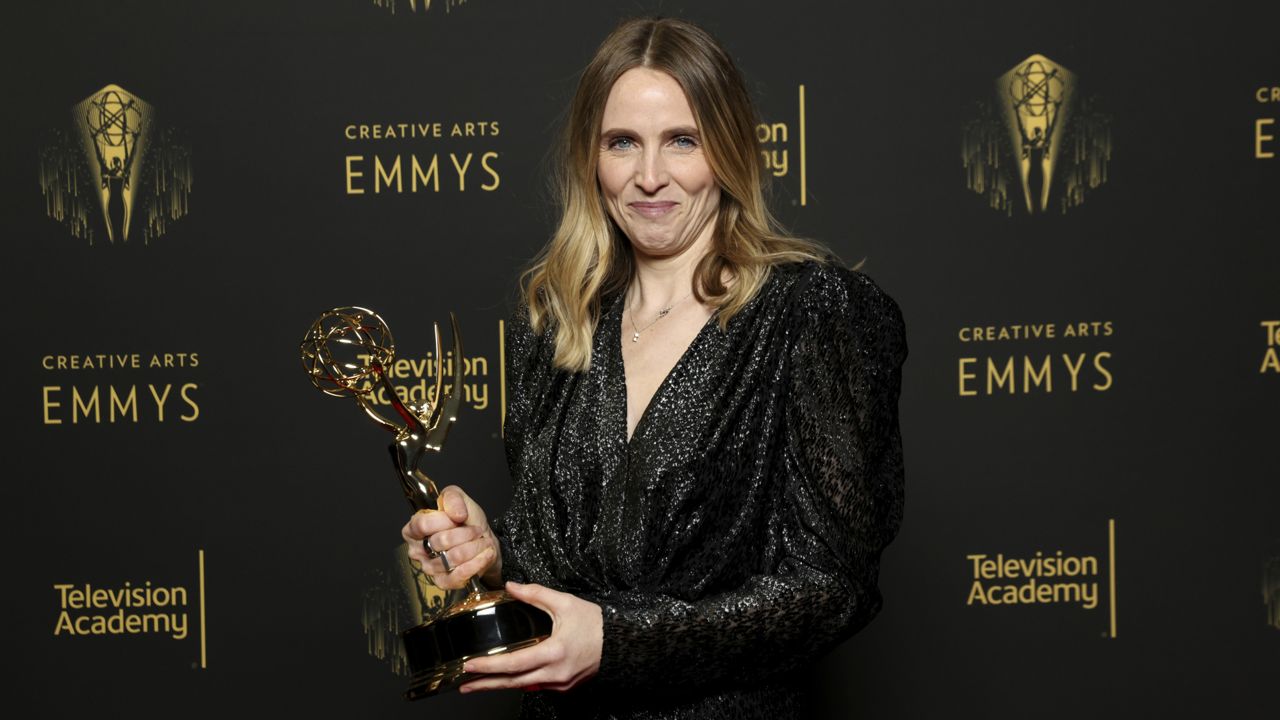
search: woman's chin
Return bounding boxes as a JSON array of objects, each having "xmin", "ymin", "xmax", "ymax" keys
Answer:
[{"xmin": 626, "ymin": 234, "xmax": 703, "ymax": 260}]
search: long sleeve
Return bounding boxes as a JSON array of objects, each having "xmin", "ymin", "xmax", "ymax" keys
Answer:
[
  {"xmin": 592, "ymin": 266, "xmax": 908, "ymax": 694},
  {"xmin": 491, "ymin": 299, "xmax": 543, "ymax": 585}
]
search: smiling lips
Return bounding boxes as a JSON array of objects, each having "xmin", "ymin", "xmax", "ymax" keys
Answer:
[{"xmin": 628, "ymin": 201, "xmax": 677, "ymax": 218}]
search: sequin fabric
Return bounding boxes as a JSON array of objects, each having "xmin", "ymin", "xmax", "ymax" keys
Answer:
[{"xmin": 493, "ymin": 259, "xmax": 907, "ymax": 719}]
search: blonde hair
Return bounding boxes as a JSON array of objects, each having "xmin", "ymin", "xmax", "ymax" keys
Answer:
[{"xmin": 522, "ymin": 16, "xmax": 830, "ymax": 372}]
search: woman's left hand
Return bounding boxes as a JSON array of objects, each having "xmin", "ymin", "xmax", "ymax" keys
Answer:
[{"xmin": 460, "ymin": 581, "xmax": 602, "ymax": 693}]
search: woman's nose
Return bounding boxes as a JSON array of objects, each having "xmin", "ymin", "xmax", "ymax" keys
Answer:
[{"xmin": 634, "ymin": 149, "xmax": 668, "ymax": 194}]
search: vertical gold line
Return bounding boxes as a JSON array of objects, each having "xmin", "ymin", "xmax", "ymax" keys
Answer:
[
  {"xmin": 799, "ymin": 84, "xmax": 807, "ymax": 207},
  {"xmin": 1108, "ymin": 518, "xmax": 1117, "ymax": 638},
  {"xmin": 499, "ymin": 319, "xmax": 507, "ymax": 436},
  {"xmin": 198, "ymin": 548, "xmax": 207, "ymax": 668}
]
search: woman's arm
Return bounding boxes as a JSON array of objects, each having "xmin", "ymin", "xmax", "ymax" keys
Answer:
[
  {"xmin": 487, "ymin": 296, "xmax": 544, "ymax": 585},
  {"xmin": 459, "ymin": 298, "xmax": 604, "ymax": 694}
]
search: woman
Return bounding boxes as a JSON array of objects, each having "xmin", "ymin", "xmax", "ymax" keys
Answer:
[{"xmin": 402, "ymin": 16, "xmax": 907, "ymax": 718}]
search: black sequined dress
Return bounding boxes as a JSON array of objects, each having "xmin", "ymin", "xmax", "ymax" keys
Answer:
[{"xmin": 493, "ymin": 259, "xmax": 907, "ymax": 719}]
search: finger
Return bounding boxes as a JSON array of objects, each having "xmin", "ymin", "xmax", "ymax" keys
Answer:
[
  {"xmin": 432, "ymin": 547, "xmax": 496, "ymax": 590},
  {"xmin": 460, "ymin": 662, "xmax": 583, "ymax": 694},
  {"xmin": 503, "ymin": 581, "xmax": 561, "ymax": 614},
  {"xmin": 401, "ymin": 516, "xmax": 423, "ymax": 545},
  {"xmin": 437, "ymin": 486, "xmax": 470, "ymax": 524},
  {"xmin": 420, "ymin": 537, "xmax": 487, "ymax": 576},
  {"xmin": 462, "ymin": 638, "xmax": 559, "ymax": 676},
  {"xmin": 463, "ymin": 676, "xmax": 573, "ymax": 691},
  {"xmin": 408, "ymin": 509, "xmax": 464, "ymax": 540},
  {"xmin": 428, "ymin": 525, "xmax": 483, "ymax": 553},
  {"xmin": 419, "ymin": 555, "xmax": 448, "ymax": 577},
  {"xmin": 405, "ymin": 517, "xmax": 462, "ymax": 566},
  {"xmin": 412, "ymin": 527, "xmax": 463, "ymax": 566},
  {"xmin": 441, "ymin": 536, "xmax": 489, "ymax": 565},
  {"xmin": 460, "ymin": 669, "xmax": 554, "ymax": 693},
  {"xmin": 405, "ymin": 532, "xmax": 430, "ymax": 566}
]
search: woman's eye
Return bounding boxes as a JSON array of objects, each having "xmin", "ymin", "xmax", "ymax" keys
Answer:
[
  {"xmin": 672, "ymin": 135, "xmax": 698, "ymax": 149},
  {"xmin": 607, "ymin": 137, "xmax": 634, "ymax": 150}
]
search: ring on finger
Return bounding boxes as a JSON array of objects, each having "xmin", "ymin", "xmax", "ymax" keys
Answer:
[
  {"xmin": 423, "ymin": 537, "xmax": 439, "ymax": 558},
  {"xmin": 424, "ymin": 537, "xmax": 455, "ymax": 572}
]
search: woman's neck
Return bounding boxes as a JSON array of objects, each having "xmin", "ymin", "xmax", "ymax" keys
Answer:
[{"xmin": 628, "ymin": 227, "xmax": 714, "ymax": 312}]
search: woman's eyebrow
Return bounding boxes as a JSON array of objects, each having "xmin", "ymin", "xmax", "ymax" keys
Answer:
[{"xmin": 599, "ymin": 126, "xmax": 700, "ymax": 137}]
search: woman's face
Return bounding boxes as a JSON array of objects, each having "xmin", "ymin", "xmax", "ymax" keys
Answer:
[{"xmin": 597, "ymin": 67, "xmax": 721, "ymax": 260}]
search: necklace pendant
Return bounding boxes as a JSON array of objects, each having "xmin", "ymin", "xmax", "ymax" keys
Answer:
[{"xmin": 632, "ymin": 331, "xmax": 640, "ymax": 343}]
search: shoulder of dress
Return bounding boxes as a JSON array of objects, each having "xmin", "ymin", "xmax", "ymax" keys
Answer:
[
  {"xmin": 779, "ymin": 261, "xmax": 908, "ymax": 370},
  {"xmin": 504, "ymin": 295, "xmax": 534, "ymax": 339},
  {"xmin": 787, "ymin": 260, "xmax": 902, "ymax": 330},
  {"xmin": 503, "ymin": 290, "xmax": 551, "ymax": 369}
]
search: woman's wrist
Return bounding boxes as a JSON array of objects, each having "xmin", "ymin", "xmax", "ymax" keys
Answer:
[
  {"xmin": 481, "ymin": 555, "xmax": 504, "ymax": 587},
  {"xmin": 480, "ymin": 526, "xmax": 504, "ymax": 587}
]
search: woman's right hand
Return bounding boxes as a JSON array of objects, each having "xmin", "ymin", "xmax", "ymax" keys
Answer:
[{"xmin": 402, "ymin": 485, "xmax": 502, "ymax": 590}]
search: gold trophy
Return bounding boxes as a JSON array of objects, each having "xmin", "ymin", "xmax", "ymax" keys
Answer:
[{"xmin": 300, "ymin": 307, "xmax": 551, "ymax": 700}]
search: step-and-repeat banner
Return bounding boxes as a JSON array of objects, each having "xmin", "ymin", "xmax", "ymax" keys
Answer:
[{"xmin": 5, "ymin": 1, "xmax": 1276, "ymax": 717}]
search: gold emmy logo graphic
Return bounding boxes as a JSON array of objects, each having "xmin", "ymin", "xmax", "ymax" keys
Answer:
[
  {"xmin": 373, "ymin": 0, "xmax": 470, "ymax": 15},
  {"xmin": 963, "ymin": 54, "xmax": 1111, "ymax": 216},
  {"xmin": 39, "ymin": 84, "xmax": 192, "ymax": 244}
]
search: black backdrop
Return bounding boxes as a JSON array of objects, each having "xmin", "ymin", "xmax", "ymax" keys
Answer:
[{"xmin": 5, "ymin": 1, "xmax": 1277, "ymax": 717}]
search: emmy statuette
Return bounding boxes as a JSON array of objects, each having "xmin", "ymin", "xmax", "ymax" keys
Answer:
[{"xmin": 301, "ymin": 307, "xmax": 552, "ymax": 700}]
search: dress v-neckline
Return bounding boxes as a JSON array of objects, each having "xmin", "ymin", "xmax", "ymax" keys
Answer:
[{"xmin": 613, "ymin": 294, "xmax": 718, "ymax": 449}]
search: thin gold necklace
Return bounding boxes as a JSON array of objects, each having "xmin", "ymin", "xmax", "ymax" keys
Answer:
[{"xmin": 627, "ymin": 288, "xmax": 694, "ymax": 343}]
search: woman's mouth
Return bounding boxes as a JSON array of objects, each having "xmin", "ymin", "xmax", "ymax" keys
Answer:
[{"xmin": 628, "ymin": 201, "xmax": 677, "ymax": 218}]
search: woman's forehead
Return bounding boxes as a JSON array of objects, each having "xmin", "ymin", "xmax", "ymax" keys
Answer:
[{"xmin": 601, "ymin": 67, "xmax": 696, "ymax": 131}]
